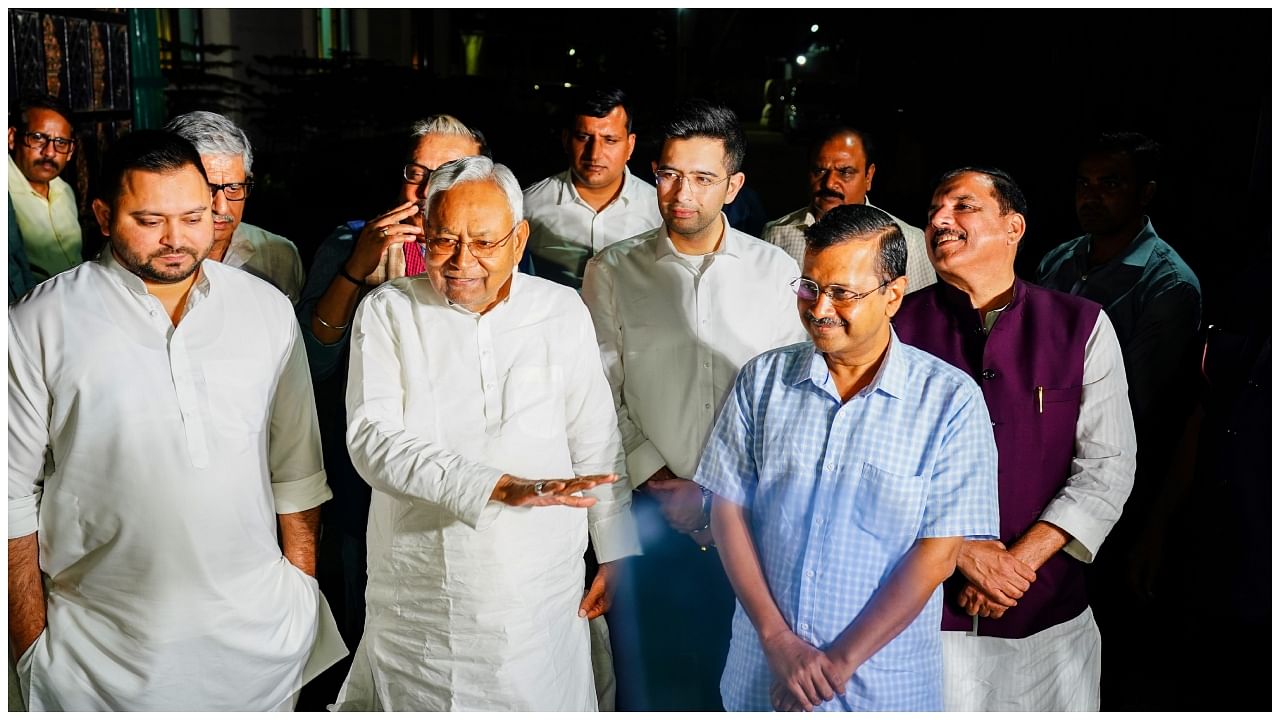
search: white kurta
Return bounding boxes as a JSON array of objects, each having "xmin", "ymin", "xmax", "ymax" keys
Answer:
[
  {"xmin": 7, "ymin": 254, "xmax": 345, "ymax": 711},
  {"xmin": 335, "ymin": 271, "xmax": 640, "ymax": 712}
]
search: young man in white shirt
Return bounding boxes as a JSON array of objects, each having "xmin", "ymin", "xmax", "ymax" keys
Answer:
[{"xmin": 581, "ymin": 99, "xmax": 805, "ymax": 710}]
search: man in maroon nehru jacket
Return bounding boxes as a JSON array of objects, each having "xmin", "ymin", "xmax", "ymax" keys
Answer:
[{"xmin": 893, "ymin": 167, "xmax": 1135, "ymax": 711}]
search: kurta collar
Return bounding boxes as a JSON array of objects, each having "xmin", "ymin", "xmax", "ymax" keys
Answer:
[{"xmin": 99, "ymin": 247, "xmax": 213, "ymax": 303}]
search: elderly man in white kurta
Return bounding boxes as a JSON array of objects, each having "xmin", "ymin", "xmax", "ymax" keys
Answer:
[
  {"xmin": 7, "ymin": 130, "xmax": 344, "ymax": 711},
  {"xmin": 334, "ymin": 156, "xmax": 640, "ymax": 711}
]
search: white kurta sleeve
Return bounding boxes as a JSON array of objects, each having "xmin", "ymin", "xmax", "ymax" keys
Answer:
[
  {"xmin": 8, "ymin": 321, "xmax": 47, "ymax": 539},
  {"xmin": 346, "ymin": 290, "xmax": 505, "ymax": 529},
  {"xmin": 268, "ymin": 324, "xmax": 332, "ymax": 514},
  {"xmin": 563, "ymin": 299, "xmax": 641, "ymax": 563},
  {"xmin": 581, "ymin": 257, "xmax": 666, "ymax": 488},
  {"xmin": 1039, "ymin": 311, "xmax": 1137, "ymax": 562}
]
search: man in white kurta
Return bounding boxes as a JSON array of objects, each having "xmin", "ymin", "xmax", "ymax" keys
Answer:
[
  {"xmin": 7, "ymin": 129, "xmax": 345, "ymax": 711},
  {"xmin": 334, "ymin": 156, "xmax": 639, "ymax": 711}
]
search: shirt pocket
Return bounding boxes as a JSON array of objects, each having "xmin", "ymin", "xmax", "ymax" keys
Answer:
[
  {"xmin": 852, "ymin": 462, "xmax": 926, "ymax": 550},
  {"xmin": 502, "ymin": 366, "xmax": 565, "ymax": 440}
]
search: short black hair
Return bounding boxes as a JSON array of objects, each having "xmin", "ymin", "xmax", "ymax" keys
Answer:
[
  {"xmin": 1082, "ymin": 131, "xmax": 1162, "ymax": 186},
  {"xmin": 935, "ymin": 166, "xmax": 1028, "ymax": 217},
  {"xmin": 657, "ymin": 99, "xmax": 746, "ymax": 175},
  {"xmin": 811, "ymin": 125, "xmax": 875, "ymax": 168},
  {"xmin": 10, "ymin": 94, "xmax": 74, "ymax": 132},
  {"xmin": 96, "ymin": 130, "xmax": 208, "ymax": 205},
  {"xmin": 566, "ymin": 87, "xmax": 632, "ymax": 133},
  {"xmin": 804, "ymin": 204, "xmax": 907, "ymax": 284}
]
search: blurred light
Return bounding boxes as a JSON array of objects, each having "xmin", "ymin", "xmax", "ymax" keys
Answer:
[
  {"xmin": 568, "ymin": 48, "xmax": 576, "ymax": 56},
  {"xmin": 533, "ymin": 84, "xmax": 540, "ymax": 91},
  {"xmin": 564, "ymin": 82, "xmax": 573, "ymax": 88},
  {"xmin": 810, "ymin": 24, "xmax": 819, "ymax": 32},
  {"xmin": 795, "ymin": 55, "xmax": 807, "ymax": 66}
]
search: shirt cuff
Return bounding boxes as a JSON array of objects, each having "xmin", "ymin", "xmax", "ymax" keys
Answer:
[
  {"xmin": 272, "ymin": 470, "xmax": 333, "ymax": 515},
  {"xmin": 590, "ymin": 508, "xmax": 642, "ymax": 564},
  {"xmin": 1039, "ymin": 504, "xmax": 1103, "ymax": 564},
  {"xmin": 625, "ymin": 440, "xmax": 667, "ymax": 490},
  {"xmin": 8, "ymin": 494, "xmax": 40, "ymax": 539},
  {"xmin": 455, "ymin": 467, "xmax": 507, "ymax": 531}
]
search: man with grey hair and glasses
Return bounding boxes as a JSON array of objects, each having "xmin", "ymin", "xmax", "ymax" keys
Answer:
[
  {"xmin": 332, "ymin": 156, "xmax": 639, "ymax": 711},
  {"xmin": 165, "ymin": 110, "xmax": 305, "ymax": 302}
]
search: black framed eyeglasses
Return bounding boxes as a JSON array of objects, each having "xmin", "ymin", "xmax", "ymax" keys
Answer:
[
  {"xmin": 423, "ymin": 224, "xmax": 518, "ymax": 258},
  {"xmin": 403, "ymin": 163, "xmax": 437, "ymax": 184},
  {"xmin": 21, "ymin": 131, "xmax": 75, "ymax": 155},
  {"xmin": 209, "ymin": 180, "xmax": 254, "ymax": 201},
  {"xmin": 791, "ymin": 277, "xmax": 890, "ymax": 305}
]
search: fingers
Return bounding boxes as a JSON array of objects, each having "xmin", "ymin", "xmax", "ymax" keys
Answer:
[{"xmin": 579, "ymin": 574, "xmax": 606, "ymax": 618}]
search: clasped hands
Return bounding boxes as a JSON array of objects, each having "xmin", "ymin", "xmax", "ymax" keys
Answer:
[
  {"xmin": 955, "ymin": 539, "xmax": 1037, "ymax": 620},
  {"xmin": 762, "ymin": 629, "xmax": 851, "ymax": 712},
  {"xmin": 645, "ymin": 467, "xmax": 712, "ymax": 547}
]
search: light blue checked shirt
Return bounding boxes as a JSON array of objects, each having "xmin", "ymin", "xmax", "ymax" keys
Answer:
[{"xmin": 694, "ymin": 331, "xmax": 1000, "ymax": 711}]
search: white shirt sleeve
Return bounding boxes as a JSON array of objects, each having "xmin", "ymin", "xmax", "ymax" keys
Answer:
[
  {"xmin": 8, "ymin": 321, "xmax": 47, "ymax": 539},
  {"xmin": 345, "ymin": 291, "xmax": 506, "ymax": 530},
  {"xmin": 1039, "ymin": 311, "xmax": 1137, "ymax": 562},
  {"xmin": 581, "ymin": 257, "xmax": 667, "ymax": 488},
  {"xmin": 268, "ymin": 324, "xmax": 332, "ymax": 514},
  {"xmin": 562, "ymin": 300, "xmax": 641, "ymax": 563}
]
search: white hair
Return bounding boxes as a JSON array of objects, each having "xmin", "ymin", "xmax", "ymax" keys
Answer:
[
  {"xmin": 164, "ymin": 110, "xmax": 254, "ymax": 174},
  {"xmin": 424, "ymin": 156, "xmax": 523, "ymax": 224}
]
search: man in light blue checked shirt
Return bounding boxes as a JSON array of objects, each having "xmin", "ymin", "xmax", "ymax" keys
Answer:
[{"xmin": 694, "ymin": 204, "xmax": 999, "ymax": 711}]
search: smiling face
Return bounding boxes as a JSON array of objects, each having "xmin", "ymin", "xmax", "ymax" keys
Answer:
[
  {"xmin": 564, "ymin": 106, "xmax": 636, "ymax": 193},
  {"xmin": 93, "ymin": 164, "xmax": 214, "ymax": 284},
  {"xmin": 424, "ymin": 179, "xmax": 528, "ymax": 314},
  {"xmin": 924, "ymin": 171, "xmax": 1024, "ymax": 284},
  {"xmin": 799, "ymin": 238, "xmax": 904, "ymax": 364}
]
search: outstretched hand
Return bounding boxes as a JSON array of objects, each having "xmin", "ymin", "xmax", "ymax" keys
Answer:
[{"xmin": 490, "ymin": 473, "xmax": 616, "ymax": 508}]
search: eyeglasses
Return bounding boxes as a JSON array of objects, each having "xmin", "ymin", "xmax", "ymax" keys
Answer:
[
  {"xmin": 810, "ymin": 166, "xmax": 861, "ymax": 182},
  {"xmin": 403, "ymin": 163, "xmax": 437, "ymax": 184},
  {"xmin": 208, "ymin": 180, "xmax": 254, "ymax": 202},
  {"xmin": 21, "ymin": 131, "xmax": 75, "ymax": 155},
  {"xmin": 654, "ymin": 169, "xmax": 731, "ymax": 191},
  {"xmin": 791, "ymin": 277, "xmax": 889, "ymax": 305},
  {"xmin": 423, "ymin": 224, "xmax": 518, "ymax": 258}
]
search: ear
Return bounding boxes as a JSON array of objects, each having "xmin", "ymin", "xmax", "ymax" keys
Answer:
[
  {"xmin": 724, "ymin": 171, "xmax": 746, "ymax": 205},
  {"xmin": 1005, "ymin": 212, "xmax": 1026, "ymax": 245},
  {"xmin": 625, "ymin": 133, "xmax": 637, "ymax": 162},
  {"xmin": 883, "ymin": 274, "xmax": 909, "ymax": 319},
  {"xmin": 1140, "ymin": 180, "xmax": 1157, "ymax": 208},
  {"xmin": 7, "ymin": 127, "xmax": 15, "ymax": 153},
  {"xmin": 91, "ymin": 198, "xmax": 112, "ymax": 237},
  {"xmin": 512, "ymin": 218, "xmax": 530, "ymax": 259},
  {"xmin": 865, "ymin": 162, "xmax": 877, "ymax": 191},
  {"xmin": 560, "ymin": 129, "xmax": 571, "ymax": 156}
]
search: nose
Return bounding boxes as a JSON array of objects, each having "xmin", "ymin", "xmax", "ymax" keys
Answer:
[
  {"xmin": 583, "ymin": 137, "xmax": 598, "ymax": 162},
  {"xmin": 809, "ymin": 289, "xmax": 837, "ymax": 316},
  {"xmin": 929, "ymin": 205, "xmax": 954, "ymax": 231},
  {"xmin": 211, "ymin": 187, "xmax": 231, "ymax": 216},
  {"xmin": 40, "ymin": 141, "xmax": 58, "ymax": 159},
  {"xmin": 674, "ymin": 175, "xmax": 696, "ymax": 202},
  {"xmin": 822, "ymin": 170, "xmax": 841, "ymax": 191},
  {"xmin": 448, "ymin": 241, "xmax": 480, "ymax": 268}
]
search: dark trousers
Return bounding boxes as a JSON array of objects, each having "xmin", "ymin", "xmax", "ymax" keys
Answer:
[{"xmin": 609, "ymin": 492, "xmax": 737, "ymax": 711}]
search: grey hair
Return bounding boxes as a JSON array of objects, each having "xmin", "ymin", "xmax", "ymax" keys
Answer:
[
  {"xmin": 409, "ymin": 114, "xmax": 490, "ymax": 158},
  {"xmin": 163, "ymin": 110, "xmax": 254, "ymax": 174},
  {"xmin": 423, "ymin": 156, "xmax": 523, "ymax": 223}
]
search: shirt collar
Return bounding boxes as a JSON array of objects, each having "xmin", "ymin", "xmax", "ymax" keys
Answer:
[
  {"xmin": 557, "ymin": 166, "xmax": 637, "ymax": 209},
  {"xmin": 653, "ymin": 213, "xmax": 742, "ymax": 261},
  {"xmin": 226, "ymin": 224, "xmax": 257, "ymax": 263},
  {"xmin": 7, "ymin": 154, "xmax": 66, "ymax": 200},
  {"xmin": 787, "ymin": 327, "xmax": 909, "ymax": 401},
  {"xmin": 1077, "ymin": 217, "xmax": 1159, "ymax": 269}
]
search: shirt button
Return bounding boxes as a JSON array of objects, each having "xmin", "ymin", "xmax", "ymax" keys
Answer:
[
  {"xmin": 805, "ymin": 570, "xmax": 815, "ymax": 578},
  {"xmin": 704, "ymin": 402, "xmax": 712, "ymax": 410},
  {"xmin": 703, "ymin": 361, "xmax": 711, "ymax": 369},
  {"xmin": 982, "ymin": 368, "xmax": 997, "ymax": 380},
  {"xmin": 485, "ymin": 382, "xmax": 495, "ymax": 389},
  {"xmin": 815, "ymin": 518, "xmax": 823, "ymax": 525},
  {"xmin": 799, "ymin": 623, "xmax": 809, "ymax": 631},
  {"xmin": 826, "ymin": 463, "xmax": 836, "ymax": 471}
]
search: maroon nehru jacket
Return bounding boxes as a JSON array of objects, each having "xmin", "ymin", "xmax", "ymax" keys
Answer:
[{"xmin": 894, "ymin": 279, "xmax": 1102, "ymax": 639}]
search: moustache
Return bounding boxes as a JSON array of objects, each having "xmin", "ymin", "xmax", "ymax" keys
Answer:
[
  {"xmin": 804, "ymin": 311, "xmax": 846, "ymax": 327},
  {"xmin": 931, "ymin": 229, "xmax": 965, "ymax": 247},
  {"xmin": 814, "ymin": 189, "xmax": 844, "ymax": 201},
  {"xmin": 149, "ymin": 246, "xmax": 199, "ymax": 260},
  {"xmin": 212, "ymin": 213, "xmax": 235, "ymax": 223}
]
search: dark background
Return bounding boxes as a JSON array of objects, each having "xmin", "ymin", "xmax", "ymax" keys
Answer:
[{"xmin": 229, "ymin": 10, "xmax": 1271, "ymax": 334}]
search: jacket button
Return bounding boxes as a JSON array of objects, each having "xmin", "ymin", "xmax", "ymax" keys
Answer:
[{"xmin": 982, "ymin": 369, "xmax": 997, "ymax": 380}]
